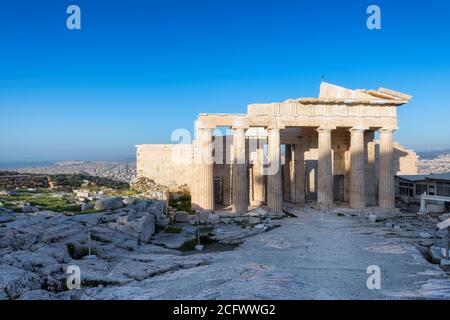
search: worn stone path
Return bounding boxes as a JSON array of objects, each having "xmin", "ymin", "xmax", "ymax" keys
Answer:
[{"xmin": 82, "ymin": 209, "xmax": 450, "ymax": 299}]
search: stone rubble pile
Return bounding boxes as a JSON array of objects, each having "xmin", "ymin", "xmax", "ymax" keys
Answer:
[{"xmin": 130, "ymin": 177, "xmax": 169, "ymax": 201}]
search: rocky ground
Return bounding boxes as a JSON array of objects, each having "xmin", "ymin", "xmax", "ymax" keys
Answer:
[
  {"xmin": 2, "ymin": 195, "xmax": 450, "ymax": 299},
  {"xmin": 0, "ymin": 188, "xmax": 278, "ymax": 300}
]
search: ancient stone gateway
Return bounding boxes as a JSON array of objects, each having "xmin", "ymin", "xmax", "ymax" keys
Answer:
[{"xmin": 137, "ymin": 82, "xmax": 415, "ymax": 213}]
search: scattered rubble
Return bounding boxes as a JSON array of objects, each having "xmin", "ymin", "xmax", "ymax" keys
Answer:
[
  {"xmin": 130, "ymin": 177, "xmax": 169, "ymax": 201},
  {"xmin": 0, "ymin": 186, "xmax": 281, "ymax": 300}
]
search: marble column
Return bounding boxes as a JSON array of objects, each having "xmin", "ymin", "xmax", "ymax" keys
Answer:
[
  {"xmin": 292, "ymin": 141, "xmax": 305, "ymax": 203},
  {"xmin": 317, "ymin": 127, "xmax": 333, "ymax": 211},
  {"xmin": 232, "ymin": 127, "xmax": 248, "ymax": 214},
  {"xmin": 364, "ymin": 131, "xmax": 376, "ymax": 206},
  {"xmin": 253, "ymin": 138, "xmax": 265, "ymax": 205},
  {"xmin": 283, "ymin": 145, "xmax": 292, "ymax": 201},
  {"xmin": 379, "ymin": 128, "xmax": 395, "ymax": 209},
  {"xmin": 343, "ymin": 149, "xmax": 351, "ymax": 202},
  {"xmin": 267, "ymin": 128, "xmax": 283, "ymax": 212},
  {"xmin": 197, "ymin": 128, "xmax": 214, "ymax": 212},
  {"xmin": 349, "ymin": 127, "xmax": 366, "ymax": 209}
]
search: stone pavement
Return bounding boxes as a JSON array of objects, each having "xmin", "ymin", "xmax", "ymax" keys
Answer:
[{"xmin": 81, "ymin": 209, "xmax": 450, "ymax": 299}]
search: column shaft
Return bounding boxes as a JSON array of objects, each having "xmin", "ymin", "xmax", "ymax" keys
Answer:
[
  {"xmin": 317, "ymin": 128, "xmax": 333, "ymax": 211},
  {"xmin": 232, "ymin": 128, "xmax": 248, "ymax": 214},
  {"xmin": 283, "ymin": 145, "xmax": 292, "ymax": 201},
  {"xmin": 253, "ymin": 139, "xmax": 265, "ymax": 205},
  {"xmin": 292, "ymin": 142, "xmax": 305, "ymax": 203},
  {"xmin": 197, "ymin": 128, "xmax": 214, "ymax": 212},
  {"xmin": 267, "ymin": 128, "xmax": 283, "ymax": 212},
  {"xmin": 365, "ymin": 131, "xmax": 376, "ymax": 206},
  {"xmin": 349, "ymin": 128, "xmax": 366, "ymax": 209},
  {"xmin": 379, "ymin": 128, "xmax": 395, "ymax": 209}
]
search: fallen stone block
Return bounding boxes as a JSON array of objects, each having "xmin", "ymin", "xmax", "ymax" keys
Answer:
[
  {"xmin": 76, "ymin": 191, "xmax": 91, "ymax": 199},
  {"xmin": 124, "ymin": 213, "xmax": 155, "ymax": 243},
  {"xmin": 146, "ymin": 200, "xmax": 166, "ymax": 219},
  {"xmin": 208, "ymin": 213, "xmax": 220, "ymax": 224},
  {"xmin": 175, "ymin": 211, "xmax": 189, "ymax": 223},
  {"xmin": 427, "ymin": 204, "xmax": 445, "ymax": 214},
  {"xmin": 437, "ymin": 218, "xmax": 450, "ymax": 230},
  {"xmin": 156, "ymin": 217, "xmax": 170, "ymax": 228},
  {"xmin": 441, "ymin": 259, "xmax": 450, "ymax": 267},
  {"xmin": 94, "ymin": 197, "xmax": 124, "ymax": 211},
  {"xmin": 122, "ymin": 198, "xmax": 136, "ymax": 206},
  {"xmin": 430, "ymin": 245, "xmax": 450, "ymax": 264}
]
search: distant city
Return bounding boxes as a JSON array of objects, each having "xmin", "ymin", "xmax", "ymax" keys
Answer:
[
  {"xmin": 0, "ymin": 160, "xmax": 137, "ymax": 182},
  {"xmin": 417, "ymin": 152, "xmax": 450, "ymax": 175},
  {"xmin": 0, "ymin": 149, "xmax": 449, "ymax": 183}
]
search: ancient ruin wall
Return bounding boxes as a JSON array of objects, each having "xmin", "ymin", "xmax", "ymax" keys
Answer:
[
  {"xmin": 136, "ymin": 144, "xmax": 193, "ymax": 187},
  {"xmin": 393, "ymin": 143, "xmax": 418, "ymax": 175}
]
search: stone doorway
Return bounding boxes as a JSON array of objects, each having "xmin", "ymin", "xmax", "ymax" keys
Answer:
[
  {"xmin": 305, "ymin": 160, "xmax": 318, "ymax": 201},
  {"xmin": 334, "ymin": 174, "xmax": 345, "ymax": 201},
  {"xmin": 214, "ymin": 177, "xmax": 224, "ymax": 205}
]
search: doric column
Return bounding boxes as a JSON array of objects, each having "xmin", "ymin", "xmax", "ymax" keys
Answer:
[
  {"xmin": 283, "ymin": 145, "xmax": 292, "ymax": 201},
  {"xmin": 343, "ymin": 149, "xmax": 350, "ymax": 202},
  {"xmin": 232, "ymin": 127, "xmax": 248, "ymax": 214},
  {"xmin": 196, "ymin": 127, "xmax": 214, "ymax": 212},
  {"xmin": 253, "ymin": 138, "xmax": 265, "ymax": 205},
  {"xmin": 267, "ymin": 128, "xmax": 283, "ymax": 212},
  {"xmin": 292, "ymin": 141, "xmax": 305, "ymax": 203},
  {"xmin": 379, "ymin": 128, "xmax": 395, "ymax": 209},
  {"xmin": 317, "ymin": 127, "xmax": 333, "ymax": 211},
  {"xmin": 364, "ymin": 131, "xmax": 376, "ymax": 206},
  {"xmin": 349, "ymin": 127, "xmax": 366, "ymax": 209}
]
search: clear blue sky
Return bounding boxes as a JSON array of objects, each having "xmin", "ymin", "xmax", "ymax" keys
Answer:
[{"xmin": 0, "ymin": 0, "xmax": 449, "ymax": 163}]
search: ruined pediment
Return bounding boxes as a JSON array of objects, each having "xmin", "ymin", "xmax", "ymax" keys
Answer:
[
  {"xmin": 318, "ymin": 82, "xmax": 412, "ymax": 102},
  {"xmin": 319, "ymin": 82, "xmax": 376, "ymax": 100}
]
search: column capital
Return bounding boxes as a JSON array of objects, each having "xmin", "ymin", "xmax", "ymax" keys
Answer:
[
  {"xmin": 349, "ymin": 124, "xmax": 368, "ymax": 132},
  {"xmin": 316, "ymin": 125, "xmax": 335, "ymax": 133},
  {"xmin": 379, "ymin": 127, "xmax": 398, "ymax": 133},
  {"xmin": 231, "ymin": 124, "xmax": 249, "ymax": 131},
  {"xmin": 196, "ymin": 126, "xmax": 215, "ymax": 133}
]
